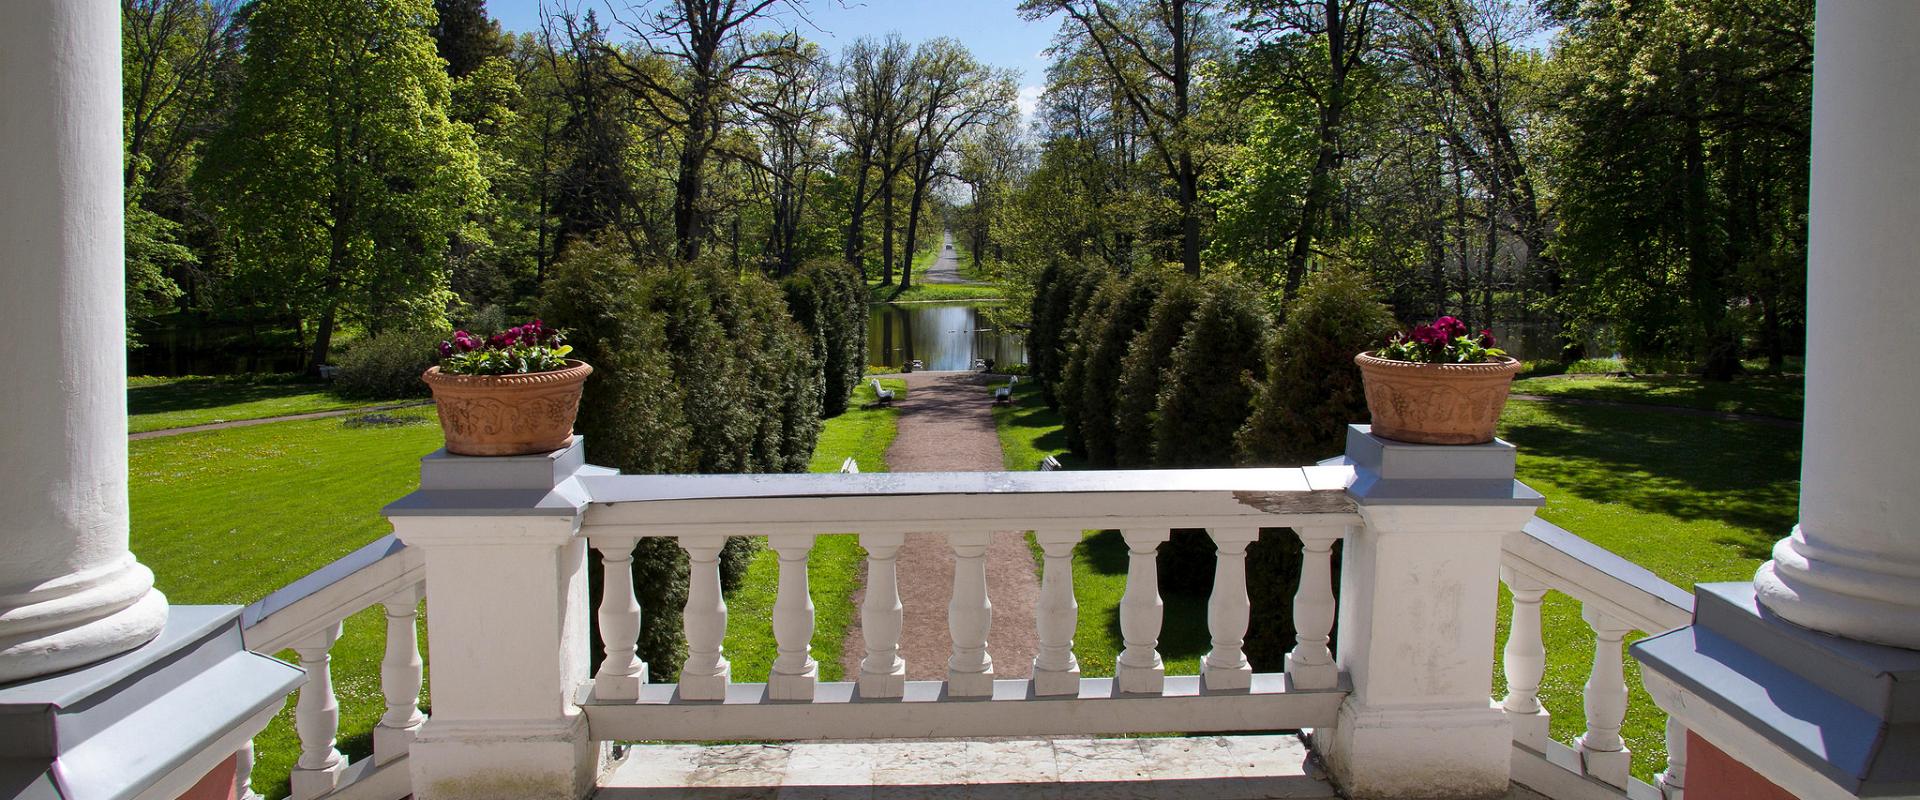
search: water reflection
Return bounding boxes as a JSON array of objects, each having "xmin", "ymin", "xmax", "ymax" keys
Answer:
[{"xmin": 868, "ymin": 302, "xmax": 1026, "ymax": 371}]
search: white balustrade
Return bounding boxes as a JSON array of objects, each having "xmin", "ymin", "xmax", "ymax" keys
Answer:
[
  {"xmin": 1202, "ymin": 527, "xmax": 1258, "ymax": 691},
  {"xmin": 1285, "ymin": 527, "xmax": 1342, "ymax": 691},
  {"xmin": 858, "ymin": 532, "xmax": 907, "ymax": 698},
  {"xmin": 1115, "ymin": 528, "xmax": 1169, "ymax": 694},
  {"xmin": 1577, "ymin": 605, "xmax": 1634, "ymax": 788},
  {"xmin": 593, "ymin": 537, "xmax": 647, "ymax": 701},
  {"xmin": 1032, "ymin": 529, "xmax": 1083, "ymax": 695},
  {"xmin": 374, "ymin": 585, "xmax": 427, "ymax": 763},
  {"xmin": 289, "ymin": 623, "xmax": 346, "ymax": 800},
  {"xmin": 768, "ymin": 533, "xmax": 820, "ymax": 701},
  {"xmin": 946, "ymin": 530, "xmax": 995, "ymax": 696},
  {"xmin": 1501, "ymin": 567, "xmax": 1552, "ymax": 749},
  {"xmin": 678, "ymin": 537, "xmax": 731, "ymax": 700},
  {"xmin": 235, "ymin": 739, "xmax": 260, "ymax": 800},
  {"xmin": 1657, "ymin": 716, "xmax": 1688, "ymax": 800}
]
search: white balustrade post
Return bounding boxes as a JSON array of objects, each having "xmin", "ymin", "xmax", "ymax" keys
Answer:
[
  {"xmin": 1032, "ymin": 529, "xmax": 1083, "ymax": 696},
  {"xmin": 1656, "ymin": 716, "xmax": 1688, "ymax": 800},
  {"xmin": 1115, "ymin": 528, "xmax": 1170, "ymax": 695},
  {"xmin": 1318, "ymin": 427, "xmax": 1542, "ymax": 799},
  {"xmin": 858, "ymin": 532, "xmax": 907, "ymax": 698},
  {"xmin": 1578, "ymin": 606, "xmax": 1634, "ymax": 788},
  {"xmin": 768, "ymin": 533, "xmax": 820, "ymax": 701},
  {"xmin": 375, "ymin": 584, "xmax": 428, "ymax": 764},
  {"xmin": 290, "ymin": 624, "xmax": 346, "ymax": 800},
  {"xmin": 593, "ymin": 537, "xmax": 647, "ymax": 700},
  {"xmin": 1285, "ymin": 527, "xmax": 1343, "ymax": 691},
  {"xmin": 1501, "ymin": 567, "xmax": 1552, "ymax": 749},
  {"xmin": 1202, "ymin": 528, "xmax": 1259, "ymax": 691},
  {"xmin": 946, "ymin": 530, "xmax": 995, "ymax": 697},
  {"xmin": 234, "ymin": 739, "xmax": 262, "ymax": 800},
  {"xmin": 678, "ymin": 537, "xmax": 732, "ymax": 701},
  {"xmin": 386, "ymin": 443, "xmax": 606, "ymax": 800}
]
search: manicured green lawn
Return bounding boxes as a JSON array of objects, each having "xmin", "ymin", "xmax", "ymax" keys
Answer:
[
  {"xmin": 1511, "ymin": 373, "xmax": 1804, "ymax": 420},
  {"xmin": 721, "ymin": 378, "xmax": 905, "ymax": 682},
  {"xmin": 128, "ymin": 374, "xmax": 407, "ymax": 433},
  {"xmin": 990, "ymin": 379, "xmax": 1082, "ymax": 472},
  {"xmin": 128, "ymin": 407, "xmax": 445, "ymax": 798},
  {"xmin": 989, "ymin": 376, "xmax": 1800, "ymax": 781},
  {"xmin": 866, "ymin": 279, "xmax": 1006, "ymax": 304}
]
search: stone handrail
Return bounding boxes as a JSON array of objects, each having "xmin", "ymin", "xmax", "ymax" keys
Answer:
[
  {"xmin": 240, "ymin": 535, "xmax": 424, "ymax": 800},
  {"xmin": 1500, "ymin": 518, "xmax": 1696, "ymax": 800}
]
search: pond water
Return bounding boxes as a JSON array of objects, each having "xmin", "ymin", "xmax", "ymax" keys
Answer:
[{"xmin": 867, "ymin": 302, "xmax": 1026, "ymax": 372}]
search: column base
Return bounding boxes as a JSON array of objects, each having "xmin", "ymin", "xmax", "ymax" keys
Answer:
[
  {"xmin": 1115, "ymin": 660, "xmax": 1165, "ymax": 694},
  {"xmin": 858, "ymin": 665, "xmax": 905, "ymax": 698},
  {"xmin": 593, "ymin": 668, "xmax": 645, "ymax": 702},
  {"xmin": 1283, "ymin": 655, "xmax": 1336, "ymax": 691},
  {"xmin": 290, "ymin": 759, "xmax": 347, "ymax": 798},
  {"xmin": 679, "ymin": 667, "xmax": 730, "ymax": 701},
  {"xmin": 410, "ymin": 713, "xmax": 603, "ymax": 800},
  {"xmin": 1318, "ymin": 700, "xmax": 1512, "ymax": 800},
  {"xmin": 1203, "ymin": 663, "xmax": 1252, "ymax": 692},
  {"xmin": 0, "ymin": 559, "xmax": 169, "ymax": 683},
  {"xmin": 1753, "ymin": 530, "xmax": 1920, "ymax": 650},
  {"xmin": 1504, "ymin": 708, "xmax": 1551, "ymax": 751},
  {"xmin": 376, "ymin": 720, "xmax": 426, "ymax": 765},
  {"xmin": 1032, "ymin": 660, "xmax": 1080, "ymax": 696},
  {"xmin": 769, "ymin": 664, "xmax": 818, "ymax": 701},
  {"xmin": 947, "ymin": 668, "xmax": 994, "ymax": 697},
  {"xmin": 1575, "ymin": 737, "xmax": 1631, "ymax": 789}
]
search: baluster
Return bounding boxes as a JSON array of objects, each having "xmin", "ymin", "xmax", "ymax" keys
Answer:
[
  {"xmin": 234, "ymin": 739, "xmax": 261, "ymax": 800},
  {"xmin": 1201, "ymin": 527, "xmax": 1259, "ymax": 691},
  {"xmin": 593, "ymin": 537, "xmax": 647, "ymax": 700},
  {"xmin": 1115, "ymin": 528, "xmax": 1169, "ymax": 694},
  {"xmin": 289, "ymin": 623, "xmax": 345, "ymax": 800},
  {"xmin": 374, "ymin": 584, "xmax": 427, "ymax": 764},
  {"xmin": 1501, "ymin": 567, "xmax": 1552, "ymax": 749},
  {"xmin": 946, "ymin": 530, "xmax": 994, "ymax": 697},
  {"xmin": 858, "ymin": 532, "xmax": 907, "ymax": 698},
  {"xmin": 768, "ymin": 533, "xmax": 819, "ymax": 701},
  {"xmin": 1578, "ymin": 605, "xmax": 1634, "ymax": 788},
  {"xmin": 1657, "ymin": 716, "xmax": 1688, "ymax": 800},
  {"xmin": 678, "ymin": 537, "xmax": 731, "ymax": 700},
  {"xmin": 1032, "ymin": 529, "xmax": 1082, "ymax": 696},
  {"xmin": 1285, "ymin": 527, "xmax": 1342, "ymax": 690}
]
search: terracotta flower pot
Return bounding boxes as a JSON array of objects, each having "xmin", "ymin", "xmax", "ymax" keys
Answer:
[
  {"xmin": 1354, "ymin": 353, "xmax": 1522, "ymax": 445},
  {"xmin": 421, "ymin": 360, "xmax": 592, "ymax": 456}
]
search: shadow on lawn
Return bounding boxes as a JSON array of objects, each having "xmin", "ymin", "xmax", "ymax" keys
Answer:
[
  {"xmin": 1501, "ymin": 401, "xmax": 1799, "ymax": 561},
  {"xmin": 128, "ymin": 374, "xmax": 330, "ymax": 416}
]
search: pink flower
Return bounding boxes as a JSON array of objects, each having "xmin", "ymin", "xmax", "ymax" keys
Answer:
[
  {"xmin": 1478, "ymin": 329, "xmax": 1497, "ymax": 347},
  {"xmin": 438, "ymin": 341, "xmax": 454, "ymax": 358},
  {"xmin": 1434, "ymin": 316, "xmax": 1469, "ymax": 339},
  {"xmin": 1411, "ymin": 323, "xmax": 1446, "ymax": 346}
]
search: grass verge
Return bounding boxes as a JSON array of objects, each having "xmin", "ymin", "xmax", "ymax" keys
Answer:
[
  {"xmin": 867, "ymin": 280, "xmax": 1006, "ymax": 304},
  {"xmin": 1510, "ymin": 373, "xmax": 1804, "ymax": 419},
  {"xmin": 129, "ymin": 374, "xmax": 407, "ymax": 433}
]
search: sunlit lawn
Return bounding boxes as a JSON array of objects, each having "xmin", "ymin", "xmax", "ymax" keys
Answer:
[
  {"xmin": 128, "ymin": 374, "xmax": 407, "ymax": 433},
  {"xmin": 1511, "ymin": 373, "xmax": 1804, "ymax": 420}
]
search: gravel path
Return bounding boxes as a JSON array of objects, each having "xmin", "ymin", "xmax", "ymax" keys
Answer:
[
  {"xmin": 841, "ymin": 370, "xmax": 1041, "ymax": 684},
  {"xmin": 924, "ymin": 231, "xmax": 972, "ymax": 285}
]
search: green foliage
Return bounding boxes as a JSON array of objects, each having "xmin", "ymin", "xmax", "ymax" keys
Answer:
[
  {"xmin": 1112, "ymin": 276, "xmax": 1200, "ymax": 468},
  {"xmin": 122, "ymin": 197, "xmax": 190, "ymax": 346},
  {"xmin": 1027, "ymin": 260, "xmax": 1101, "ymax": 407},
  {"xmin": 1239, "ymin": 270, "xmax": 1396, "ymax": 465},
  {"xmin": 333, "ymin": 329, "xmax": 443, "ymax": 399},
  {"xmin": 1056, "ymin": 277, "xmax": 1120, "ymax": 457},
  {"xmin": 1077, "ymin": 271, "xmax": 1165, "ymax": 467},
  {"xmin": 198, "ymin": 0, "xmax": 485, "ymax": 365},
  {"xmin": 1152, "ymin": 278, "xmax": 1271, "ymax": 468},
  {"xmin": 785, "ymin": 259, "xmax": 869, "ymax": 417}
]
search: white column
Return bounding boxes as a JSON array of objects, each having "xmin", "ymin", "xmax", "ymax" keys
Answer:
[
  {"xmin": 857, "ymin": 532, "xmax": 907, "ymax": 698},
  {"xmin": 946, "ymin": 530, "xmax": 994, "ymax": 697},
  {"xmin": 593, "ymin": 537, "xmax": 646, "ymax": 701},
  {"xmin": 1656, "ymin": 716, "xmax": 1688, "ymax": 800},
  {"xmin": 1284, "ymin": 527, "xmax": 1342, "ymax": 691},
  {"xmin": 678, "ymin": 537, "xmax": 732, "ymax": 700},
  {"xmin": 1751, "ymin": 0, "xmax": 1920, "ymax": 650},
  {"xmin": 1115, "ymin": 528, "xmax": 1168, "ymax": 695},
  {"xmin": 1577, "ymin": 606, "xmax": 1633, "ymax": 788},
  {"xmin": 767, "ymin": 533, "xmax": 819, "ymax": 701},
  {"xmin": 1032, "ymin": 529, "xmax": 1083, "ymax": 696},
  {"xmin": 1202, "ymin": 527, "xmax": 1258, "ymax": 692},
  {"xmin": 0, "ymin": 0, "xmax": 169, "ymax": 684},
  {"xmin": 290, "ymin": 625, "xmax": 346, "ymax": 799},
  {"xmin": 1500, "ymin": 567, "xmax": 1552, "ymax": 750},
  {"xmin": 375, "ymin": 584, "xmax": 428, "ymax": 764}
]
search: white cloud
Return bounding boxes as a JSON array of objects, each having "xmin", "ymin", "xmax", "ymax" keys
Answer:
[{"xmin": 1017, "ymin": 85, "xmax": 1044, "ymax": 123}]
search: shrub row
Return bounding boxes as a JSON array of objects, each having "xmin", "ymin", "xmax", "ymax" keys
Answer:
[
  {"xmin": 783, "ymin": 259, "xmax": 869, "ymax": 418},
  {"xmin": 1027, "ymin": 266, "xmax": 1395, "ymax": 668}
]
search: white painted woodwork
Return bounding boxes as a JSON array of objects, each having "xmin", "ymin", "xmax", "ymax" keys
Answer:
[
  {"xmin": 768, "ymin": 533, "xmax": 820, "ymax": 701},
  {"xmin": 582, "ymin": 674, "xmax": 1345, "ymax": 742},
  {"xmin": 946, "ymin": 531, "xmax": 995, "ymax": 696},
  {"xmin": 1577, "ymin": 605, "xmax": 1633, "ymax": 788},
  {"xmin": 1285, "ymin": 527, "xmax": 1343, "ymax": 691},
  {"xmin": 374, "ymin": 585, "xmax": 427, "ymax": 764},
  {"xmin": 1749, "ymin": 1, "xmax": 1920, "ymax": 650},
  {"xmin": 0, "ymin": 0, "xmax": 169, "ymax": 684},
  {"xmin": 593, "ymin": 537, "xmax": 647, "ymax": 700},
  {"xmin": 1032, "ymin": 529, "xmax": 1084, "ymax": 696},
  {"xmin": 1657, "ymin": 716, "xmax": 1688, "ymax": 800},
  {"xmin": 1501, "ymin": 566, "xmax": 1552, "ymax": 750},
  {"xmin": 290, "ymin": 624, "xmax": 346, "ymax": 799},
  {"xmin": 1115, "ymin": 529, "xmax": 1170, "ymax": 695},
  {"xmin": 243, "ymin": 536, "xmax": 425, "ymax": 655},
  {"xmin": 1202, "ymin": 528, "xmax": 1259, "ymax": 691},
  {"xmin": 678, "ymin": 537, "xmax": 731, "ymax": 700},
  {"xmin": 857, "ymin": 532, "xmax": 907, "ymax": 698},
  {"xmin": 1503, "ymin": 520, "xmax": 1692, "ymax": 635}
]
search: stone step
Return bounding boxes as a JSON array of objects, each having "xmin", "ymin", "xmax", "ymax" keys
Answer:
[{"xmin": 597, "ymin": 734, "xmax": 1338, "ymax": 799}]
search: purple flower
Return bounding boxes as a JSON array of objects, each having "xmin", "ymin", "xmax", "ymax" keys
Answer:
[
  {"xmin": 1434, "ymin": 316, "xmax": 1469, "ymax": 339},
  {"xmin": 1478, "ymin": 329, "xmax": 1497, "ymax": 347},
  {"xmin": 438, "ymin": 341, "xmax": 454, "ymax": 358},
  {"xmin": 1411, "ymin": 323, "xmax": 1446, "ymax": 346}
]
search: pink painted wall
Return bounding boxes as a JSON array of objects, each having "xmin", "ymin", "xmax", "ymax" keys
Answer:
[
  {"xmin": 1687, "ymin": 731, "xmax": 1801, "ymax": 800},
  {"xmin": 174, "ymin": 753, "xmax": 239, "ymax": 800}
]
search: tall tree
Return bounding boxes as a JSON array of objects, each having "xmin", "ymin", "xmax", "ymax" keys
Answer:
[
  {"xmin": 430, "ymin": 0, "xmax": 507, "ymax": 78},
  {"xmin": 199, "ymin": 0, "xmax": 485, "ymax": 369},
  {"xmin": 834, "ymin": 35, "xmax": 915, "ymax": 276},
  {"xmin": 894, "ymin": 40, "xmax": 1018, "ymax": 289}
]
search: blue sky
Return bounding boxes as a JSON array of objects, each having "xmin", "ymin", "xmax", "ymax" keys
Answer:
[{"xmin": 485, "ymin": 0, "xmax": 1059, "ymax": 114}]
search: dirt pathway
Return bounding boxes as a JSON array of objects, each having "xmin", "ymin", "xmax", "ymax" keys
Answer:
[
  {"xmin": 923, "ymin": 231, "xmax": 974, "ymax": 285},
  {"xmin": 842, "ymin": 370, "xmax": 1040, "ymax": 684}
]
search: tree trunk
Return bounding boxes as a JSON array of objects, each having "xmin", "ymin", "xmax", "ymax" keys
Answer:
[{"xmin": 880, "ymin": 179, "xmax": 896, "ymax": 285}]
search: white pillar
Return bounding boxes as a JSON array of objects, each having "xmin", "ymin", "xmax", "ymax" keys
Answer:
[
  {"xmin": 1751, "ymin": 0, "xmax": 1920, "ymax": 650},
  {"xmin": 0, "ymin": 0, "xmax": 169, "ymax": 684}
]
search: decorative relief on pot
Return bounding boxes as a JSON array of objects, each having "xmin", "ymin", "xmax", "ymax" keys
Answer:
[
  {"xmin": 422, "ymin": 361, "xmax": 591, "ymax": 456},
  {"xmin": 1355, "ymin": 354, "xmax": 1520, "ymax": 445}
]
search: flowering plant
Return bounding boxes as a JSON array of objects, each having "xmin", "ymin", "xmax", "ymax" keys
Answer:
[
  {"xmin": 1373, "ymin": 315, "xmax": 1508, "ymax": 364},
  {"xmin": 435, "ymin": 319, "xmax": 575, "ymax": 376}
]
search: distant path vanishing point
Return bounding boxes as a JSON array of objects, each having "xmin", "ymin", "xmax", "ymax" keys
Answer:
[
  {"xmin": 923, "ymin": 230, "xmax": 975, "ymax": 285},
  {"xmin": 842, "ymin": 370, "xmax": 1041, "ymax": 684}
]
